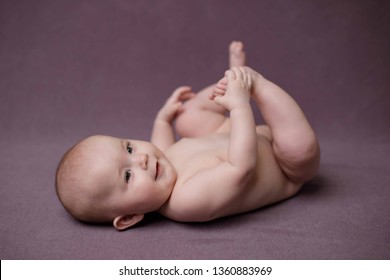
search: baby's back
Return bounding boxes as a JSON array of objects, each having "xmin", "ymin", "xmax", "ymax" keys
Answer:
[{"xmin": 159, "ymin": 129, "xmax": 302, "ymax": 222}]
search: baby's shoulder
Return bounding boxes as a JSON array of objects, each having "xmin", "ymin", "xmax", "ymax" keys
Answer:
[{"xmin": 159, "ymin": 184, "xmax": 215, "ymax": 222}]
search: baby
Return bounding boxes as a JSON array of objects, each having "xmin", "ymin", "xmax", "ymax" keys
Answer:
[{"xmin": 56, "ymin": 42, "xmax": 320, "ymax": 230}]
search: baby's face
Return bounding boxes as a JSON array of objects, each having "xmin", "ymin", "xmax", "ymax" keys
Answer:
[{"xmin": 83, "ymin": 135, "xmax": 176, "ymax": 217}]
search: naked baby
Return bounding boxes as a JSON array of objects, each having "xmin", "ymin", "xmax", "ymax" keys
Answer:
[{"xmin": 56, "ymin": 42, "xmax": 320, "ymax": 230}]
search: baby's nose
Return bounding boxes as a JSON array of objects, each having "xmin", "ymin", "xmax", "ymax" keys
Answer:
[{"xmin": 133, "ymin": 153, "xmax": 148, "ymax": 169}]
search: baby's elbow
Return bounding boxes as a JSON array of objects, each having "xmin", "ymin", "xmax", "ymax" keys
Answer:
[{"xmin": 230, "ymin": 164, "xmax": 256, "ymax": 187}]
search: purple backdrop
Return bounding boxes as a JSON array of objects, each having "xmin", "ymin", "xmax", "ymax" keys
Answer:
[{"xmin": 1, "ymin": 0, "xmax": 389, "ymax": 259}]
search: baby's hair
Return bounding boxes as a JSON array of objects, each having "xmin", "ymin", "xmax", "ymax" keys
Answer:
[{"xmin": 55, "ymin": 138, "xmax": 112, "ymax": 224}]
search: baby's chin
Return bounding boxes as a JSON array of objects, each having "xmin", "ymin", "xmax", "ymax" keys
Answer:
[{"xmin": 159, "ymin": 159, "xmax": 177, "ymax": 195}]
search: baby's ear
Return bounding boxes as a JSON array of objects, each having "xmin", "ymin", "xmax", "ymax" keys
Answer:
[{"xmin": 113, "ymin": 214, "xmax": 144, "ymax": 230}]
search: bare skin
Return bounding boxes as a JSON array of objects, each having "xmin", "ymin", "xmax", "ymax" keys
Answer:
[
  {"xmin": 153, "ymin": 42, "xmax": 320, "ymax": 222},
  {"xmin": 172, "ymin": 42, "xmax": 245, "ymax": 137},
  {"xmin": 57, "ymin": 42, "xmax": 320, "ymax": 230}
]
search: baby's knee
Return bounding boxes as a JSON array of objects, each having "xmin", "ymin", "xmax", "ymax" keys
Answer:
[{"xmin": 275, "ymin": 136, "xmax": 320, "ymax": 184}]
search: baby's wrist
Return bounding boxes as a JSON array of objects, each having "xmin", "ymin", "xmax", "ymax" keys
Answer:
[
  {"xmin": 229, "ymin": 98, "xmax": 251, "ymax": 111},
  {"xmin": 155, "ymin": 110, "xmax": 172, "ymax": 123},
  {"xmin": 230, "ymin": 103, "xmax": 251, "ymax": 112},
  {"xmin": 154, "ymin": 117, "xmax": 171, "ymax": 126}
]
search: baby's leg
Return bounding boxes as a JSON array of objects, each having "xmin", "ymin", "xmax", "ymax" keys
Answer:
[
  {"xmin": 175, "ymin": 84, "xmax": 227, "ymax": 137},
  {"xmin": 175, "ymin": 41, "xmax": 246, "ymax": 137},
  {"xmin": 247, "ymin": 67, "xmax": 320, "ymax": 184}
]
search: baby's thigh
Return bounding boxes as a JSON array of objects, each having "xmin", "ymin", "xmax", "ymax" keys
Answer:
[
  {"xmin": 175, "ymin": 87, "xmax": 228, "ymax": 137},
  {"xmin": 175, "ymin": 106, "xmax": 227, "ymax": 138},
  {"xmin": 190, "ymin": 84, "xmax": 226, "ymax": 113}
]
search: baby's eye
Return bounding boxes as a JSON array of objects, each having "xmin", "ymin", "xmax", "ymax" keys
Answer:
[
  {"xmin": 127, "ymin": 143, "xmax": 133, "ymax": 154},
  {"xmin": 125, "ymin": 170, "xmax": 132, "ymax": 183}
]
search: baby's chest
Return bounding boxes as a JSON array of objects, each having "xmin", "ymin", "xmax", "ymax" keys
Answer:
[
  {"xmin": 174, "ymin": 150, "xmax": 224, "ymax": 184},
  {"xmin": 168, "ymin": 138, "xmax": 225, "ymax": 181}
]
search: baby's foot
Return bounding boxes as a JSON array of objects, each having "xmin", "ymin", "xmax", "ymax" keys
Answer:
[
  {"xmin": 211, "ymin": 42, "xmax": 247, "ymax": 100},
  {"xmin": 242, "ymin": 66, "xmax": 268, "ymax": 99},
  {"xmin": 229, "ymin": 41, "xmax": 246, "ymax": 68},
  {"xmin": 212, "ymin": 66, "xmax": 261, "ymax": 101}
]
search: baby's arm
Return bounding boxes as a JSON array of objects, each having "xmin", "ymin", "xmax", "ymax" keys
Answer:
[
  {"xmin": 151, "ymin": 86, "xmax": 195, "ymax": 151},
  {"xmin": 210, "ymin": 67, "xmax": 257, "ymax": 173},
  {"xmin": 165, "ymin": 68, "xmax": 258, "ymax": 222},
  {"xmin": 216, "ymin": 66, "xmax": 320, "ymax": 183}
]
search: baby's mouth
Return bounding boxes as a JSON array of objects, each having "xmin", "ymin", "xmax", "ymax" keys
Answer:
[{"xmin": 155, "ymin": 161, "xmax": 159, "ymax": 180}]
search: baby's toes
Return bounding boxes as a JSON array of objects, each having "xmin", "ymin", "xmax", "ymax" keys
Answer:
[{"xmin": 229, "ymin": 41, "xmax": 246, "ymax": 68}]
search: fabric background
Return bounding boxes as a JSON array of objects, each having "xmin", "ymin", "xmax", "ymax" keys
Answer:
[{"xmin": 1, "ymin": 0, "xmax": 389, "ymax": 259}]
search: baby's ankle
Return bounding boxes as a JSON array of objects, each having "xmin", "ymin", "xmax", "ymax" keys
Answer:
[{"xmin": 245, "ymin": 67, "xmax": 267, "ymax": 98}]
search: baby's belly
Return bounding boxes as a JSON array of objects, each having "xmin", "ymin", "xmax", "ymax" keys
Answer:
[{"xmin": 169, "ymin": 133, "xmax": 295, "ymax": 218}]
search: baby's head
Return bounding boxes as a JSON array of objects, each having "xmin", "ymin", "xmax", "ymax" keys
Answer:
[{"xmin": 56, "ymin": 135, "xmax": 176, "ymax": 230}]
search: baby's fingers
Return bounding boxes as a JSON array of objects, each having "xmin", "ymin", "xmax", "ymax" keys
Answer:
[
  {"xmin": 245, "ymin": 71, "xmax": 252, "ymax": 90},
  {"xmin": 218, "ymin": 77, "xmax": 228, "ymax": 86},
  {"xmin": 169, "ymin": 86, "xmax": 193, "ymax": 102},
  {"xmin": 209, "ymin": 92, "xmax": 216, "ymax": 100},
  {"xmin": 216, "ymin": 78, "xmax": 227, "ymax": 90},
  {"xmin": 231, "ymin": 67, "xmax": 243, "ymax": 81},
  {"xmin": 178, "ymin": 91, "xmax": 196, "ymax": 102},
  {"xmin": 225, "ymin": 69, "xmax": 236, "ymax": 81},
  {"xmin": 168, "ymin": 101, "xmax": 183, "ymax": 116},
  {"xmin": 213, "ymin": 86, "xmax": 225, "ymax": 96}
]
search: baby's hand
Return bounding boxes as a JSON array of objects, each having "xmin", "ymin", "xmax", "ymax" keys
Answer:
[
  {"xmin": 209, "ymin": 67, "xmax": 252, "ymax": 111},
  {"xmin": 212, "ymin": 76, "xmax": 228, "ymax": 97},
  {"xmin": 156, "ymin": 86, "xmax": 196, "ymax": 123}
]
